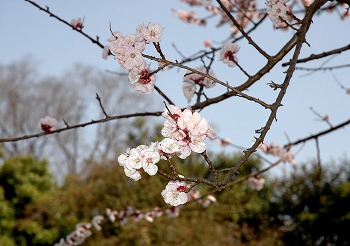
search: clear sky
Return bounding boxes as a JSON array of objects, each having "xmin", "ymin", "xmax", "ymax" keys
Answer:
[{"xmin": 1, "ymin": 0, "xmax": 350, "ymax": 173}]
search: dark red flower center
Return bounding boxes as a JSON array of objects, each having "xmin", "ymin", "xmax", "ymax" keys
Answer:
[
  {"xmin": 224, "ymin": 51, "xmax": 236, "ymax": 61},
  {"xmin": 139, "ymin": 69, "xmax": 152, "ymax": 84},
  {"xmin": 177, "ymin": 185, "xmax": 186, "ymax": 192}
]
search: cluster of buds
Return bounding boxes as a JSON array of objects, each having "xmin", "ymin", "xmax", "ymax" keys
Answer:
[
  {"xmin": 54, "ymin": 215, "xmax": 103, "ymax": 246},
  {"xmin": 107, "ymin": 22, "xmax": 164, "ymax": 94},
  {"xmin": 258, "ymin": 142, "xmax": 295, "ymax": 164},
  {"xmin": 172, "ymin": 9, "xmax": 207, "ymax": 26}
]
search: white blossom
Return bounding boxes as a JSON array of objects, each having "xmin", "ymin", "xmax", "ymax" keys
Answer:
[
  {"xmin": 220, "ymin": 42, "xmax": 240, "ymax": 67},
  {"xmin": 39, "ymin": 115, "xmax": 58, "ymax": 133},
  {"xmin": 91, "ymin": 215, "xmax": 104, "ymax": 231},
  {"xmin": 136, "ymin": 22, "xmax": 164, "ymax": 43},
  {"xmin": 265, "ymin": 0, "xmax": 289, "ymax": 27},
  {"xmin": 161, "ymin": 179, "xmax": 188, "ymax": 206}
]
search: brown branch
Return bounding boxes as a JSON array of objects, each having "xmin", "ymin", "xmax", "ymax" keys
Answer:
[
  {"xmin": 217, "ymin": 0, "xmax": 271, "ymax": 59},
  {"xmin": 157, "ymin": 170, "xmax": 216, "ymax": 187},
  {"xmin": 95, "ymin": 93, "xmax": 110, "ymax": 118},
  {"xmin": 220, "ymin": 0, "xmax": 329, "ymax": 186},
  {"xmin": 0, "ymin": 111, "xmax": 163, "ymax": 143},
  {"xmin": 282, "ymin": 43, "xmax": 350, "ymax": 67},
  {"xmin": 201, "ymin": 151, "xmax": 219, "ymax": 187},
  {"xmin": 177, "ymin": 14, "xmax": 267, "ymax": 66},
  {"xmin": 154, "ymin": 85, "xmax": 174, "ymax": 105},
  {"xmin": 284, "ymin": 117, "xmax": 350, "ymax": 149},
  {"xmin": 295, "ymin": 63, "xmax": 350, "ymax": 71},
  {"xmin": 25, "ymin": 0, "xmax": 105, "ymax": 49},
  {"xmin": 143, "ymin": 54, "xmax": 272, "ymax": 110}
]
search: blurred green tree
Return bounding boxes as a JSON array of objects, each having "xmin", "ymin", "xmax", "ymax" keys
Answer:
[{"xmin": 0, "ymin": 156, "xmax": 58, "ymax": 246}]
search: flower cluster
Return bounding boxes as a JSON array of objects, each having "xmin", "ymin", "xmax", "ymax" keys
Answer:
[
  {"xmin": 248, "ymin": 177, "xmax": 266, "ymax": 191},
  {"xmin": 38, "ymin": 115, "xmax": 57, "ymax": 133},
  {"xmin": 220, "ymin": 42, "xmax": 240, "ymax": 67},
  {"xmin": 258, "ymin": 142, "xmax": 295, "ymax": 164},
  {"xmin": 108, "ymin": 22, "xmax": 164, "ymax": 94},
  {"xmin": 200, "ymin": 0, "xmax": 212, "ymax": 7},
  {"xmin": 172, "ymin": 10, "xmax": 207, "ymax": 26},
  {"xmin": 182, "ymin": 65, "xmax": 216, "ymax": 103},
  {"xmin": 187, "ymin": 189, "xmax": 217, "ymax": 207},
  {"xmin": 265, "ymin": 0, "xmax": 289, "ymax": 27},
  {"xmin": 54, "ymin": 215, "xmax": 103, "ymax": 246},
  {"xmin": 117, "ymin": 105, "xmax": 215, "ymax": 206},
  {"xmin": 161, "ymin": 105, "xmax": 216, "ymax": 159},
  {"xmin": 54, "ymin": 188, "xmax": 216, "ymax": 246},
  {"xmin": 118, "ymin": 142, "xmax": 161, "ymax": 181}
]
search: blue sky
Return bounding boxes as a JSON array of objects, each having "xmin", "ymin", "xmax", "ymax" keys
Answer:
[{"xmin": 1, "ymin": 0, "xmax": 350, "ymax": 172}]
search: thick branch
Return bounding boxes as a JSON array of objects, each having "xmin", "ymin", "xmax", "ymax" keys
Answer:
[{"xmin": 220, "ymin": 0, "xmax": 329, "ymax": 185}]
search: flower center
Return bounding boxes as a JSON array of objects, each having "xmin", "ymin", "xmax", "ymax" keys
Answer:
[
  {"xmin": 41, "ymin": 124, "xmax": 52, "ymax": 133},
  {"xmin": 139, "ymin": 69, "xmax": 152, "ymax": 84},
  {"xmin": 193, "ymin": 76, "xmax": 205, "ymax": 84},
  {"xmin": 176, "ymin": 185, "xmax": 186, "ymax": 192},
  {"xmin": 224, "ymin": 51, "xmax": 236, "ymax": 62}
]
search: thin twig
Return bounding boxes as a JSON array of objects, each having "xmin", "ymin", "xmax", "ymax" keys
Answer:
[
  {"xmin": 284, "ymin": 117, "xmax": 350, "ymax": 149},
  {"xmin": 282, "ymin": 43, "xmax": 350, "ymax": 66},
  {"xmin": 201, "ymin": 151, "xmax": 219, "ymax": 187},
  {"xmin": 95, "ymin": 93, "xmax": 110, "ymax": 118},
  {"xmin": 0, "ymin": 111, "xmax": 163, "ymax": 143}
]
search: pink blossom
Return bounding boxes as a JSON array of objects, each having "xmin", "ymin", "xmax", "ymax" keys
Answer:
[
  {"xmin": 159, "ymin": 138, "xmax": 181, "ymax": 154},
  {"xmin": 203, "ymin": 39, "xmax": 212, "ymax": 48},
  {"xmin": 122, "ymin": 47, "xmax": 144, "ymax": 70},
  {"xmin": 182, "ymin": 65, "xmax": 216, "ymax": 103},
  {"xmin": 220, "ymin": 42, "xmax": 240, "ymax": 67},
  {"xmin": 141, "ymin": 148, "xmax": 160, "ymax": 175},
  {"xmin": 133, "ymin": 210, "xmax": 144, "ymax": 222},
  {"xmin": 39, "ymin": 115, "xmax": 58, "ymax": 133},
  {"xmin": 106, "ymin": 208, "xmax": 119, "ymax": 223},
  {"xmin": 265, "ymin": 0, "xmax": 289, "ymax": 27},
  {"xmin": 123, "ymin": 167, "xmax": 142, "ymax": 181},
  {"xmin": 281, "ymin": 150, "xmax": 296, "ymax": 164},
  {"xmin": 128, "ymin": 61, "xmax": 156, "ymax": 94},
  {"xmin": 183, "ymin": 65, "xmax": 216, "ymax": 88},
  {"xmin": 161, "ymin": 105, "xmax": 215, "ymax": 158},
  {"xmin": 161, "ymin": 179, "xmax": 188, "ymax": 206},
  {"xmin": 200, "ymin": 195, "xmax": 217, "ymax": 207},
  {"xmin": 219, "ymin": 138, "xmax": 232, "ymax": 147},
  {"xmin": 70, "ymin": 17, "xmax": 83, "ymax": 29},
  {"xmin": 102, "ymin": 45, "xmax": 110, "ymax": 60},
  {"xmin": 172, "ymin": 10, "xmax": 205, "ymax": 25},
  {"xmin": 248, "ymin": 177, "xmax": 265, "ymax": 191},
  {"xmin": 166, "ymin": 206, "xmax": 180, "ymax": 218},
  {"xmin": 200, "ymin": 0, "xmax": 212, "ymax": 7},
  {"xmin": 91, "ymin": 215, "xmax": 104, "ymax": 231},
  {"xmin": 301, "ymin": 0, "xmax": 312, "ymax": 6},
  {"xmin": 136, "ymin": 22, "xmax": 164, "ymax": 43},
  {"xmin": 182, "ymin": 81, "xmax": 196, "ymax": 103}
]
